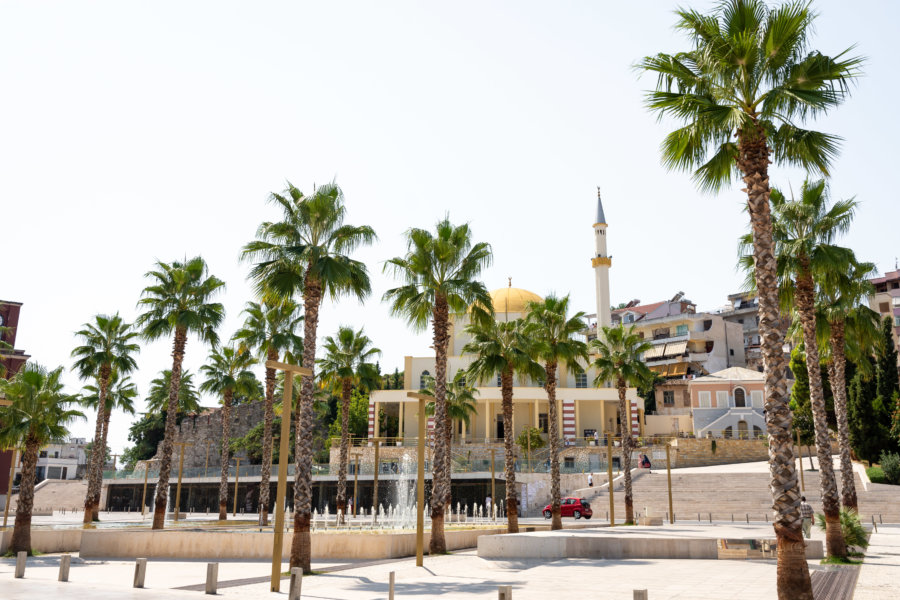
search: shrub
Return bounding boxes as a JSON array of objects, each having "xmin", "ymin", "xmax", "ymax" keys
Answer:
[
  {"xmin": 879, "ymin": 451, "xmax": 900, "ymax": 485},
  {"xmin": 867, "ymin": 466, "xmax": 886, "ymax": 484},
  {"xmin": 816, "ymin": 509, "xmax": 869, "ymax": 551}
]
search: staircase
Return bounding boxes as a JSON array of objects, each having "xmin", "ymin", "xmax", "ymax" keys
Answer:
[{"xmin": 7, "ymin": 479, "xmax": 103, "ymax": 513}]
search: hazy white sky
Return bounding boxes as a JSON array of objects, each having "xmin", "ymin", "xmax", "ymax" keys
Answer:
[{"xmin": 2, "ymin": 1, "xmax": 897, "ymax": 455}]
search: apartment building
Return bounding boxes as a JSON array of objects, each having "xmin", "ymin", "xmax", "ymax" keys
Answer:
[{"xmin": 870, "ymin": 269, "xmax": 900, "ymax": 363}]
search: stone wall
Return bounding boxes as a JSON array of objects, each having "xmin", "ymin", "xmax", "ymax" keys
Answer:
[
  {"xmin": 153, "ymin": 402, "xmax": 265, "ymax": 469},
  {"xmin": 669, "ymin": 438, "xmax": 840, "ymax": 468}
]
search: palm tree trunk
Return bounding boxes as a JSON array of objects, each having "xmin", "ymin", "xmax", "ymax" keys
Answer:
[
  {"xmin": 91, "ymin": 406, "xmax": 112, "ymax": 520},
  {"xmin": 795, "ymin": 268, "xmax": 846, "ymax": 558},
  {"xmin": 218, "ymin": 388, "xmax": 234, "ymax": 520},
  {"xmin": 259, "ymin": 347, "xmax": 278, "ymax": 526},
  {"xmin": 152, "ymin": 327, "xmax": 188, "ymax": 530},
  {"xmin": 428, "ymin": 295, "xmax": 451, "ymax": 553},
  {"xmin": 546, "ymin": 362, "xmax": 562, "ymax": 530},
  {"xmin": 828, "ymin": 321, "xmax": 857, "ymax": 512},
  {"xmin": 501, "ymin": 366, "xmax": 518, "ymax": 533},
  {"xmin": 336, "ymin": 377, "xmax": 352, "ymax": 523},
  {"xmin": 83, "ymin": 364, "xmax": 111, "ymax": 525},
  {"xmin": 290, "ymin": 274, "xmax": 320, "ymax": 574},
  {"xmin": 617, "ymin": 378, "xmax": 634, "ymax": 524},
  {"xmin": 738, "ymin": 127, "xmax": 812, "ymax": 599},
  {"xmin": 10, "ymin": 434, "xmax": 39, "ymax": 554}
]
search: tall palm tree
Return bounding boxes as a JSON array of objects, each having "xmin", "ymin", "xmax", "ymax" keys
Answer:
[
  {"xmin": 639, "ymin": 3, "xmax": 861, "ymax": 595},
  {"xmin": 80, "ymin": 370, "xmax": 138, "ymax": 517},
  {"xmin": 136, "ymin": 256, "xmax": 225, "ymax": 530},
  {"xmin": 383, "ymin": 217, "xmax": 492, "ymax": 552},
  {"xmin": 0, "ymin": 364, "xmax": 83, "ymax": 554},
  {"xmin": 234, "ymin": 298, "xmax": 303, "ymax": 525},
  {"xmin": 71, "ymin": 313, "xmax": 140, "ymax": 524},
  {"xmin": 758, "ymin": 179, "xmax": 856, "ymax": 558},
  {"xmin": 243, "ymin": 181, "xmax": 374, "ymax": 573},
  {"xmin": 463, "ymin": 317, "xmax": 542, "ymax": 534},
  {"xmin": 144, "ymin": 369, "xmax": 202, "ymax": 415},
  {"xmin": 317, "ymin": 326, "xmax": 381, "ymax": 522},
  {"xmin": 524, "ymin": 294, "xmax": 588, "ymax": 531},
  {"xmin": 590, "ymin": 325, "xmax": 651, "ymax": 525},
  {"xmin": 200, "ymin": 344, "xmax": 258, "ymax": 520},
  {"xmin": 421, "ymin": 372, "xmax": 479, "ymax": 466},
  {"xmin": 815, "ymin": 259, "xmax": 879, "ymax": 512}
]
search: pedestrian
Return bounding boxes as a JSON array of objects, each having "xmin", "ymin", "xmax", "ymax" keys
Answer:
[
  {"xmin": 588, "ymin": 473, "xmax": 594, "ymax": 487},
  {"xmin": 593, "ymin": 430, "xmax": 600, "ymax": 445},
  {"xmin": 800, "ymin": 496, "xmax": 814, "ymax": 539}
]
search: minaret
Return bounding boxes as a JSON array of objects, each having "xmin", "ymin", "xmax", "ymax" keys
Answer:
[{"xmin": 592, "ymin": 188, "xmax": 612, "ymax": 328}]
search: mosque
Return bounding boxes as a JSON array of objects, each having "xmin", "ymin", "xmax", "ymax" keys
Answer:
[{"xmin": 367, "ymin": 191, "xmax": 643, "ymax": 445}]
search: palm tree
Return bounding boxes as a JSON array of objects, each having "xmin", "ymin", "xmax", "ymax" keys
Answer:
[
  {"xmin": 0, "ymin": 364, "xmax": 83, "ymax": 554},
  {"xmin": 136, "ymin": 256, "xmax": 225, "ymax": 530},
  {"xmin": 524, "ymin": 294, "xmax": 588, "ymax": 530},
  {"xmin": 234, "ymin": 298, "xmax": 303, "ymax": 525},
  {"xmin": 590, "ymin": 325, "xmax": 651, "ymax": 525},
  {"xmin": 200, "ymin": 344, "xmax": 258, "ymax": 520},
  {"xmin": 243, "ymin": 181, "xmax": 374, "ymax": 573},
  {"xmin": 383, "ymin": 217, "xmax": 492, "ymax": 552},
  {"xmin": 816, "ymin": 259, "xmax": 879, "ymax": 512},
  {"xmin": 760, "ymin": 179, "xmax": 856, "ymax": 558},
  {"xmin": 421, "ymin": 372, "xmax": 479, "ymax": 468},
  {"xmin": 71, "ymin": 313, "xmax": 140, "ymax": 524},
  {"xmin": 463, "ymin": 317, "xmax": 543, "ymax": 534},
  {"xmin": 80, "ymin": 370, "xmax": 138, "ymax": 518},
  {"xmin": 145, "ymin": 369, "xmax": 202, "ymax": 415},
  {"xmin": 639, "ymin": 3, "xmax": 861, "ymax": 595},
  {"xmin": 317, "ymin": 326, "xmax": 381, "ymax": 523}
]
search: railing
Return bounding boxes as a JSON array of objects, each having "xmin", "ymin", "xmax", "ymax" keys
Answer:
[{"xmin": 103, "ymin": 463, "xmax": 331, "ymax": 481}]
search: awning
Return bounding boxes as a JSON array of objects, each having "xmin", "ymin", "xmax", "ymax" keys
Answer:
[
  {"xmin": 668, "ymin": 362, "xmax": 688, "ymax": 377},
  {"xmin": 644, "ymin": 345, "xmax": 666, "ymax": 359},
  {"xmin": 648, "ymin": 365, "xmax": 667, "ymax": 374},
  {"xmin": 663, "ymin": 340, "xmax": 688, "ymax": 357}
]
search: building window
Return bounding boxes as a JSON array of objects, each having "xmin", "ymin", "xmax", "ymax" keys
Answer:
[
  {"xmin": 751, "ymin": 390, "xmax": 764, "ymax": 408},
  {"xmin": 894, "ymin": 297, "xmax": 900, "ymax": 307},
  {"xmin": 676, "ymin": 324, "xmax": 688, "ymax": 336},
  {"xmin": 894, "ymin": 316, "xmax": 900, "ymax": 327},
  {"xmin": 456, "ymin": 373, "xmax": 466, "ymax": 387},
  {"xmin": 575, "ymin": 373, "xmax": 588, "ymax": 388},
  {"xmin": 880, "ymin": 302, "xmax": 890, "ymax": 313},
  {"xmin": 703, "ymin": 319, "xmax": 712, "ymax": 331},
  {"xmin": 419, "ymin": 370, "xmax": 430, "ymax": 389},
  {"xmin": 734, "ymin": 387, "xmax": 746, "ymax": 407},
  {"xmin": 698, "ymin": 391, "xmax": 711, "ymax": 408},
  {"xmin": 729, "ymin": 349, "xmax": 735, "ymax": 356},
  {"xmin": 39, "ymin": 451, "xmax": 47, "ymax": 458},
  {"xmin": 716, "ymin": 391, "xmax": 728, "ymax": 408},
  {"xmin": 539, "ymin": 413, "xmax": 549, "ymax": 433},
  {"xmin": 564, "ymin": 457, "xmax": 575, "ymax": 469},
  {"xmin": 737, "ymin": 318, "xmax": 744, "ymax": 325},
  {"xmin": 663, "ymin": 390, "xmax": 675, "ymax": 406},
  {"xmin": 496, "ymin": 374, "xmax": 502, "ymax": 387}
]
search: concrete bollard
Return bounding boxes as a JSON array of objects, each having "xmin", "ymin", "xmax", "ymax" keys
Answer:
[
  {"xmin": 205, "ymin": 563, "xmax": 218, "ymax": 594},
  {"xmin": 389, "ymin": 571, "xmax": 395, "ymax": 600},
  {"xmin": 498, "ymin": 584, "xmax": 513, "ymax": 599},
  {"xmin": 708, "ymin": 513, "xmax": 712, "ymax": 524},
  {"xmin": 289, "ymin": 567, "xmax": 302, "ymax": 600},
  {"xmin": 15, "ymin": 551, "xmax": 26, "ymax": 578},
  {"xmin": 134, "ymin": 558, "xmax": 147, "ymax": 588},
  {"xmin": 746, "ymin": 513, "xmax": 749, "ymax": 524},
  {"xmin": 59, "ymin": 553, "xmax": 71, "ymax": 582},
  {"xmin": 634, "ymin": 591, "xmax": 649, "ymax": 600}
]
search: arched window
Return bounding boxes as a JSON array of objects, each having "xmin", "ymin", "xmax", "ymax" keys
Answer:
[
  {"xmin": 420, "ymin": 370, "xmax": 431, "ymax": 390},
  {"xmin": 734, "ymin": 387, "xmax": 746, "ymax": 408},
  {"xmin": 737, "ymin": 420, "xmax": 749, "ymax": 439}
]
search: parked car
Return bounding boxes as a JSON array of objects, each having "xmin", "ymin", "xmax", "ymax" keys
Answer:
[{"xmin": 542, "ymin": 497, "xmax": 592, "ymax": 520}]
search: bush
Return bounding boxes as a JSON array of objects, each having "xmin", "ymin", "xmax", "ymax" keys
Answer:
[
  {"xmin": 879, "ymin": 451, "xmax": 900, "ymax": 485},
  {"xmin": 816, "ymin": 509, "xmax": 869, "ymax": 551},
  {"xmin": 867, "ymin": 466, "xmax": 886, "ymax": 484}
]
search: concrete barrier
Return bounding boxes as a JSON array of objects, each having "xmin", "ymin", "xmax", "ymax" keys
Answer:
[
  {"xmin": 0, "ymin": 529, "xmax": 82, "ymax": 555},
  {"xmin": 79, "ymin": 526, "xmax": 507, "ymax": 559}
]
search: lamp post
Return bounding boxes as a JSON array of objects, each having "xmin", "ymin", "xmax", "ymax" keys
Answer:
[
  {"xmin": 372, "ymin": 439, "xmax": 381, "ymax": 523},
  {"xmin": 140, "ymin": 459, "xmax": 159, "ymax": 517},
  {"xmin": 266, "ymin": 360, "xmax": 312, "ymax": 593},
  {"xmin": 173, "ymin": 442, "xmax": 193, "ymax": 522},
  {"xmin": 490, "ymin": 448, "xmax": 496, "ymax": 520},
  {"xmin": 666, "ymin": 441, "xmax": 673, "ymax": 524},
  {"xmin": 353, "ymin": 455, "xmax": 360, "ymax": 518},
  {"xmin": 232, "ymin": 457, "xmax": 243, "ymax": 517},
  {"xmin": 407, "ymin": 392, "xmax": 428, "ymax": 567}
]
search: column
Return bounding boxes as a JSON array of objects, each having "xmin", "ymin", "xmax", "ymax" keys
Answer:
[
  {"xmin": 534, "ymin": 399, "xmax": 539, "ymax": 430},
  {"xmin": 575, "ymin": 399, "xmax": 581, "ymax": 441},
  {"xmin": 600, "ymin": 401, "xmax": 606, "ymax": 435},
  {"xmin": 461, "ymin": 418, "xmax": 466, "ymax": 441},
  {"xmin": 374, "ymin": 401, "xmax": 381, "ymax": 438},
  {"xmin": 485, "ymin": 399, "xmax": 491, "ymax": 443},
  {"xmin": 399, "ymin": 401, "xmax": 405, "ymax": 438}
]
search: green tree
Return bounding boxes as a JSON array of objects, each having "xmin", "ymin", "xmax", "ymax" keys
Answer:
[
  {"xmin": 200, "ymin": 344, "xmax": 258, "ymax": 520},
  {"xmin": 637, "ymin": 372, "xmax": 663, "ymax": 416},
  {"xmin": 463, "ymin": 317, "xmax": 542, "ymax": 534},
  {"xmin": 317, "ymin": 326, "xmax": 381, "ymax": 522},
  {"xmin": 516, "ymin": 427, "xmax": 546, "ymax": 455},
  {"xmin": 421, "ymin": 372, "xmax": 480, "ymax": 478},
  {"xmin": 145, "ymin": 370, "xmax": 201, "ymax": 415},
  {"xmin": 524, "ymin": 293, "xmax": 588, "ymax": 530},
  {"xmin": 136, "ymin": 256, "xmax": 225, "ymax": 530},
  {"xmin": 591, "ymin": 324, "xmax": 651, "ymax": 524},
  {"xmin": 639, "ymin": 2, "xmax": 861, "ymax": 595},
  {"xmin": 326, "ymin": 388, "xmax": 370, "ymax": 440},
  {"xmin": 234, "ymin": 297, "xmax": 303, "ymax": 525},
  {"xmin": 121, "ymin": 412, "xmax": 166, "ymax": 469},
  {"xmin": 71, "ymin": 312, "xmax": 140, "ymax": 524},
  {"xmin": 383, "ymin": 216, "xmax": 492, "ymax": 552},
  {"xmin": 80, "ymin": 370, "xmax": 138, "ymax": 513},
  {"xmin": 0, "ymin": 364, "xmax": 83, "ymax": 554},
  {"xmin": 847, "ymin": 363, "xmax": 887, "ymax": 463},
  {"xmin": 243, "ymin": 181, "xmax": 374, "ymax": 573},
  {"xmin": 875, "ymin": 316, "xmax": 900, "ymax": 415}
]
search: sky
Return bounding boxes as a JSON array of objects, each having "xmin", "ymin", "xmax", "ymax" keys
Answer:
[{"xmin": 2, "ymin": 1, "xmax": 898, "ymax": 456}]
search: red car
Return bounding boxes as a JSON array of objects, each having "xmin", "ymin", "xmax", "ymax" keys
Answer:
[{"xmin": 543, "ymin": 497, "xmax": 592, "ymax": 520}]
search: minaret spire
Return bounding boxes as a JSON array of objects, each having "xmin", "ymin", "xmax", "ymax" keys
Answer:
[
  {"xmin": 596, "ymin": 187, "xmax": 606, "ymax": 224},
  {"xmin": 591, "ymin": 188, "xmax": 612, "ymax": 328}
]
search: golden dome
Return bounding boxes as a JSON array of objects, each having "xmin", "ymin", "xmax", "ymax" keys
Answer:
[{"xmin": 486, "ymin": 286, "xmax": 543, "ymax": 315}]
